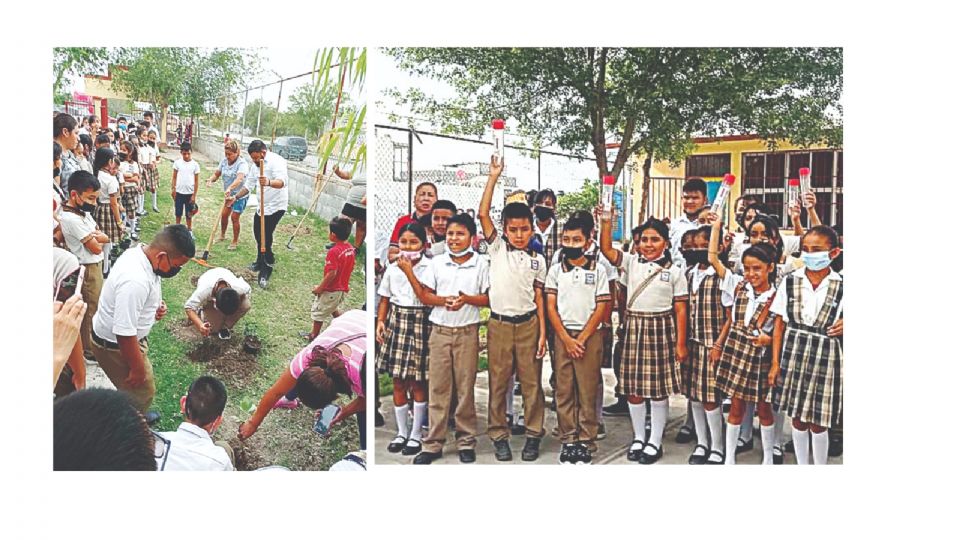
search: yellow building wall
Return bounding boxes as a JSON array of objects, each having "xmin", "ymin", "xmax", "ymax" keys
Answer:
[{"xmin": 632, "ymin": 138, "xmax": 836, "ymax": 224}]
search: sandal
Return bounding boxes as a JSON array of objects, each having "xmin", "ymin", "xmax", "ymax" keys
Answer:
[
  {"xmin": 627, "ymin": 440, "xmax": 645, "ymax": 462},
  {"xmin": 688, "ymin": 444, "xmax": 709, "ymax": 465},
  {"xmin": 228, "ymin": 243, "xmax": 238, "ymax": 250},
  {"xmin": 706, "ymin": 450, "xmax": 725, "ymax": 465},
  {"xmin": 387, "ymin": 435, "xmax": 407, "ymax": 453}
]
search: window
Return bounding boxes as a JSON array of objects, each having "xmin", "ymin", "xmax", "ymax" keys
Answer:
[
  {"xmin": 685, "ymin": 153, "xmax": 731, "ymax": 178},
  {"xmin": 740, "ymin": 149, "xmax": 843, "ymax": 227}
]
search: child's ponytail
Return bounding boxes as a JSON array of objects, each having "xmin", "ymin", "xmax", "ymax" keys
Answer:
[{"xmin": 294, "ymin": 343, "xmax": 355, "ymax": 409}]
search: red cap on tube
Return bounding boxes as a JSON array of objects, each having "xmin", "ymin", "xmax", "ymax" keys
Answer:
[
  {"xmin": 492, "ymin": 119, "xmax": 505, "ymax": 130},
  {"xmin": 789, "ymin": 178, "xmax": 800, "ymax": 186},
  {"xmin": 603, "ymin": 175, "xmax": 616, "ymax": 185},
  {"xmin": 799, "ymin": 167, "xmax": 810, "ymax": 176},
  {"xmin": 723, "ymin": 173, "xmax": 736, "ymax": 185}
]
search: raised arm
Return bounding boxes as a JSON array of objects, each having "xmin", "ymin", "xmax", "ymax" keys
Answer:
[
  {"xmin": 477, "ymin": 155, "xmax": 503, "ymax": 240},
  {"xmin": 707, "ymin": 214, "xmax": 728, "ymax": 279},
  {"xmin": 599, "ymin": 206, "xmax": 623, "ymax": 267}
]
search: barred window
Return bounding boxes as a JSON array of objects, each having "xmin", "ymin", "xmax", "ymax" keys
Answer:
[
  {"xmin": 685, "ymin": 153, "xmax": 731, "ymax": 178},
  {"xmin": 740, "ymin": 149, "xmax": 843, "ymax": 228}
]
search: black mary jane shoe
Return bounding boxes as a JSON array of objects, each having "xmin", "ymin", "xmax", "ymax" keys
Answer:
[
  {"xmin": 639, "ymin": 444, "xmax": 663, "ymax": 464},
  {"xmin": 783, "ymin": 440, "xmax": 795, "ymax": 454},
  {"xmin": 401, "ymin": 439, "xmax": 422, "ymax": 456},
  {"xmin": 458, "ymin": 449, "xmax": 476, "ymax": 463},
  {"xmin": 386, "ymin": 435, "xmax": 407, "ymax": 453},
  {"xmin": 675, "ymin": 425, "xmax": 695, "ymax": 444},
  {"xmin": 688, "ymin": 444, "xmax": 709, "ymax": 465},
  {"xmin": 374, "ymin": 411, "xmax": 385, "ymax": 427},
  {"xmin": 773, "ymin": 446, "xmax": 784, "ymax": 465},
  {"xmin": 627, "ymin": 440, "xmax": 646, "ymax": 462},
  {"xmin": 735, "ymin": 437, "xmax": 754, "ymax": 455},
  {"xmin": 706, "ymin": 450, "xmax": 725, "ymax": 465},
  {"xmin": 413, "ymin": 451, "xmax": 442, "ymax": 465}
]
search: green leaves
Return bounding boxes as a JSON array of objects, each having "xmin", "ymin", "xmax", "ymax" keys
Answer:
[{"xmin": 313, "ymin": 48, "xmax": 367, "ymax": 175}]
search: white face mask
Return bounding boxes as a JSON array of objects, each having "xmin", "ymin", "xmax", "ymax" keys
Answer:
[
  {"xmin": 447, "ymin": 244, "xmax": 474, "ymax": 257},
  {"xmin": 399, "ymin": 250, "xmax": 422, "ymax": 262}
]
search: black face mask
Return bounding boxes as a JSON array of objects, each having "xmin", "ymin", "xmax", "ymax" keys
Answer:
[
  {"xmin": 533, "ymin": 205, "xmax": 554, "ymax": 222},
  {"xmin": 148, "ymin": 141, "xmax": 156, "ymax": 147},
  {"xmin": 118, "ymin": 152, "xmax": 128, "ymax": 161},
  {"xmin": 682, "ymin": 249, "xmax": 708, "ymax": 267},
  {"xmin": 561, "ymin": 246, "xmax": 584, "ymax": 260},
  {"xmin": 76, "ymin": 199, "xmax": 97, "ymax": 213},
  {"xmin": 54, "ymin": 167, "xmax": 61, "ymax": 178},
  {"xmin": 153, "ymin": 255, "xmax": 182, "ymax": 279}
]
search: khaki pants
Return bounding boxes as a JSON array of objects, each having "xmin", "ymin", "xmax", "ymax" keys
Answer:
[
  {"xmin": 554, "ymin": 329, "xmax": 603, "ymax": 447},
  {"xmin": 487, "ymin": 315, "xmax": 545, "ymax": 441},
  {"xmin": 203, "ymin": 295, "xmax": 251, "ymax": 332},
  {"xmin": 91, "ymin": 334, "xmax": 156, "ymax": 412},
  {"xmin": 422, "ymin": 324, "xmax": 479, "ymax": 453},
  {"xmin": 311, "ymin": 290, "xmax": 346, "ymax": 323},
  {"xmin": 215, "ymin": 440, "xmax": 236, "ymax": 468},
  {"xmin": 79, "ymin": 263, "xmax": 104, "ymax": 358}
]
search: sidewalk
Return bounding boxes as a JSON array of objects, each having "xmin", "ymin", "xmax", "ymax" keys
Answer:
[{"xmin": 374, "ymin": 361, "xmax": 843, "ymax": 465}]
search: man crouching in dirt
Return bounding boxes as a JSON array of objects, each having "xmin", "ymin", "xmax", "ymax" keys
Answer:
[
  {"xmin": 184, "ymin": 267, "xmax": 252, "ymax": 340},
  {"xmin": 156, "ymin": 376, "xmax": 235, "ymax": 471}
]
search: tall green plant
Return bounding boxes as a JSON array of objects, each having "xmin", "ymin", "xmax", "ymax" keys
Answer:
[{"xmin": 313, "ymin": 48, "xmax": 367, "ymax": 176}]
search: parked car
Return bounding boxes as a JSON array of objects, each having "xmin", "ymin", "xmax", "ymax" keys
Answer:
[{"xmin": 271, "ymin": 136, "xmax": 308, "ymax": 161}]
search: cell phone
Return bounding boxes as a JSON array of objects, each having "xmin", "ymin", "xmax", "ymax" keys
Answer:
[
  {"xmin": 73, "ymin": 265, "xmax": 85, "ymax": 298},
  {"xmin": 313, "ymin": 404, "xmax": 341, "ymax": 436}
]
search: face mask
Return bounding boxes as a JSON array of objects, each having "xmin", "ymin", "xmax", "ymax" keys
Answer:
[
  {"xmin": 148, "ymin": 141, "xmax": 156, "ymax": 147},
  {"xmin": 682, "ymin": 249, "xmax": 708, "ymax": 266},
  {"xmin": 801, "ymin": 250, "xmax": 834, "ymax": 271},
  {"xmin": 153, "ymin": 255, "xmax": 182, "ymax": 278},
  {"xmin": 119, "ymin": 125, "xmax": 126, "ymax": 132},
  {"xmin": 561, "ymin": 246, "xmax": 584, "ymax": 260},
  {"xmin": 447, "ymin": 244, "xmax": 474, "ymax": 258},
  {"xmin": 118, "ymin": 152, "xmax": 128, "ymax": 161},
  {"xmin": 75, "ymin": 198, "xmax": 97, "ymax": 213},
  {"xmin": 533, "ymin": 205, "xmax": 554, "ymax": 221},
  {"xmin": 54, "ymin": 167, "xmax": 60, "ymax": 178},
  {"xmin": 399, "ymin": 250, "xmax": 422, "ymax": 262}
]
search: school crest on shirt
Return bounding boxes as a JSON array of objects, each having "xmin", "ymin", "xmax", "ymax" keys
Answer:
[
  {"xmin": 531, "ymin": 259, "xmax": 540, "ymax": 270},
  {"xmin": 660, "ymin": 271, "xmax": 671, "ymax": 282},
  {"xmin": 585, "ymin": 272, "xmax": 596, "ymax": 285}
]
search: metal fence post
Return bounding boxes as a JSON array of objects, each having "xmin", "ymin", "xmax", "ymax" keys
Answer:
[
  {"xmin": 240, "ymin": 88, "xmax": 249, "ymax": 145},
  {"xmin": 407, "ymin": 128, "xmax": 413, "ymax": 215}
]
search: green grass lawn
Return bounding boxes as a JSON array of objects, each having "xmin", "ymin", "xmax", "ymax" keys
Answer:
[{"xmin": 139, "ymin": 150, "xmax": 365, "ymax": 470}]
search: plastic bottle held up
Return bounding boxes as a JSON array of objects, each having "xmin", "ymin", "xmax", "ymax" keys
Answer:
[
  {"xmin": 788, "ymin": 178, "xmax": 801, "ymax": 212},
  {"xmin": 492, "ymin": 119, "xmax": 505, "ymax": 165},
  {"xmin": 799, "ymin": 167, "xmax": 812, "ymax": 207},
  {"xmin": 710, "ymin": 173, "xmax": 736, "ymax": 215},
  {"xmin": 601, "ymin": 175, "xmax": 616, "ymax": 220}
]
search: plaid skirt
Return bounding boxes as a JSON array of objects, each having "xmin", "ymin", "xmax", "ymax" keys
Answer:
[
  {"xmin": 121, "ymin": 184, "xmax": 139, "ymax": 216},
  {"xmin": 715, "ymin": 326, "xmax": 772, "ymax": 403},
  {"xmin": 774, "ymin": 326, "xmax": 843, "ymax": 428},
  {"xmin": 619, "ymin": 310, "xmax": 681, "ymax": 398},
  {"xmin": 683, "ymin": 342, "xmax": 721, "ymax": 403},
  {"xmin": 142, "ymin": 164, "xmax": 159, "ymax": 192},
  {"xmin": 95, "ymin": 202, "xmax": 123, "ymax": 243},
  {"xmin": 378, "ymin": 305, "xmax": 431, "ymax": 381}
]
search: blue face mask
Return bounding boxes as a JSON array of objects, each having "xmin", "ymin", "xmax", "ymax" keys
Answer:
[{"xmin": 801, "ymin": 250, "xmax": 834, "ymax": 271}]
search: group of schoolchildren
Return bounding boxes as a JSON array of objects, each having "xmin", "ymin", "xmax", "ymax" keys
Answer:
[{"xmin": 376, "ymin": 155, "xmax": 843, "ymax": 465}]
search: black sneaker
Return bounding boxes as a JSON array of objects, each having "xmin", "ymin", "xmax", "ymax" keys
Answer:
[
  {"xmin": 602, "ymin": 396, "xmax": 629, "ymax": 417},
  {"xmin": 248, "ymin": 261, "xmax": 261, "ymax": 272},
  {"xmin": 829, "ymin": 431, "xmax": 843, "ymax": 457},
  {"xmin": 218, "ymin": 328, "xmax": 231, "ymax": 340},
  {"xmin": 494, "ymin": 439, "xmax": 513, "ymax": 461},
  {"xmin": 559, "ymin": 443, "xmax": 575, "ymax": 464},
  {"xmin": 521, "ymin": 437, "xmax": 541, "ymax": 461},
  {"xmin": 574, "ymin": 443, "xmax": 592, "ymax": 465}
]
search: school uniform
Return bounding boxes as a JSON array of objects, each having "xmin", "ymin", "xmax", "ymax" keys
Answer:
[
  {"xmin": 60, "ymin": 205, "xmax": 105, "ymax": 358},
  {"xmin": 377, "ymin": 257, "xmax": 432, "ymax": 381},
  {"xmin": 139, "ymin": 144, "xmax": 159, "ymax": 192},
  {"xmin": 669, "ymin": 215, "xmax": 699, "ymax": 266},
  {"xmin": 119, "ymin": 161, "xmax": 141, "ymax": 217},
  {"xmin": 485, "ymin": 234, "xmax": 548, "ymax": 442},
  {"xmin": 618, "ymin": 253, "xmax": 688, "ymax": 398},
  {"xmin": 545, "ymin": 256, "xmax": 610, "ymax": 449},
  {"xmin": 714, "ymin": 273, "xmax": 777, "ymax": 403},
  {"xmin": 533, "ymin": 218, "xmax": 560, "ymax": 268},
  {"xmin": 771, "ymin": 270, "xmax": 844, "ymax": 429},
  {"xmin": 95, "ymin": 170, "xmax": 122, "ymax": 243},
  {"xmin": 419, "ymin": 251, "xmax": 490, "ymax": 454},
  {"xmin": 683, "ymin": 265, "xmax": 729, "ymax": 403}
]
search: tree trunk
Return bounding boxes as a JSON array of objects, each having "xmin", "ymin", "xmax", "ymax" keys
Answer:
[
  {"xmin": 589, "ymin": 48, "xmax": 609, "ymax": 179},
  {"xmin": 159, "ymin": 102, "xmax": 168, "ymax": 149},
  {"xmin": 638, "ymin": 150, "xmax": 653, "ymax": 223}
]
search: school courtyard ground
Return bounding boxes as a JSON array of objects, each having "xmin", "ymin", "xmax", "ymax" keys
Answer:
[
  {"xmin": 85, "ymin": 143, "xmax": 366, "ymax": 470},
  {"xmin": 375, "ymin": 359, "xmax": 843, "ymax": 465}
]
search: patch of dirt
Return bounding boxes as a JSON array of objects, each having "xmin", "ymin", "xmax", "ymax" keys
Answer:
[
  {"xmin": 230, "ymin": 267, "xmax": 257, "ymax": 282},
  {"xmin": 169, "ymin": 319, "xmax": 203, "ymax": 343},
  {"xmin": 190, "ymin": 275, "xmax": 200, "ymax": 287},
  {"xmin": 277, "ymin": 223, "xmax": 312, "ymax": 237},
  {"xmin": 186, "ymin": 338, "xmax": 261, "ymax": 387}
]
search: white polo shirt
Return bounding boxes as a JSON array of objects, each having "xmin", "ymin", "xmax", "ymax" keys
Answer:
[
  {"xmin": 669, "ymin": 214, "xmax": 700, "ymax": 263},
  {"xmin": 92, "ymin": 245, "xmax": 161, "ymax": 341},
  {"xmin": 244, "ymin": 151, "xmax": 289, "ymax": 216},
  {"xmin": 771, "ymin": 268, "xmax": 843, "ymax": 326},
  {"xmin": 545, "ymin": 261, "xmax": 611, "ymax": 330},
  {"xmin": 157, "ymin": 422, "xmax": 233, "ymax": 471},
  {"xmin": 421, "ymin": 252, "xmax": 490, "ymax": 327},
  {"xmin": 138, "ymin": 144, "xmax": 155, "ymax": 166},
  {"xmin": 618, "ymin": 253, "xmax": 688, "ymax": 312},
  {"xmin": 551, "ymin": 241, "xmax": 618, "ymax": 283},
  {"xmin": 60, "ymin": 209, "xmax": 103, "ymax": 264},
  {"xmin": 486, "ymin": 234, "xmax": 547, "ymax": 317},
  {"xmin": 184, "ymin": 268, "xmax": 252, "ymax": 312},
  {"xmin": 719, "ymin": 271, "xmax": 776, "ymax": 333},
  {"xmin": 97, "ymin": 170, "xmax": 119, "ymax": 204},
  {"xmin": 378, "ymin": 257, "xmax": 431, "ymax": 307},
  {"xmin": 119, "ymin": 160, "xmax": 140, "ymax": 186}
]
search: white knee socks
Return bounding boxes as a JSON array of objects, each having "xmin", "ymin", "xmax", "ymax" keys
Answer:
[
  {"xmin": 792, "ymin": 426, "xmax": 810, "ymax": 465},
  {"xmin": 137, "ymin": 193, "xmax": 145, "ymax": 213},
  {"xmin": 760, "ymin": 425, "xmax": 775, "ymax": 464},
  {"xmin": 628, "ymin": 401, "xmax": 647, "ymax": 444},
  {"xmin": 812, "ymin": 430, "xmax": 829, "ymax": 465},
  {"xmin": 691, "ymin": 401, "xmax": 708, "ymax": 448},
  {"xmin": 410, "ymin": 401, "xmax": 427, "ymax": 442},
  {"xmin": 725, "ymin": 421, "xmax": 740, "ymax": 464},
  {"xmin": 706, "ymin": 407, "xmax": 724, "ymax": 454},
  {"xmin": 394, "ymin": 403, "xmax": 410, "ymax": 439},
  {"xmin": 151, "ymin": 191, "xmax": 158, "ymax": 210},
  {"xmin": 739, "ymin": 401, "xmax": 755, "ymax": 441},
  {"xmin": 645, "ymin": 399, "xmax": 668, "ymax": 455}
]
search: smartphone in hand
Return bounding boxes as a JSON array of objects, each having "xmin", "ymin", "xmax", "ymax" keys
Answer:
[{"xmin": 313, "ymin": 404, "xmax": 341, "ymax": 436}]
